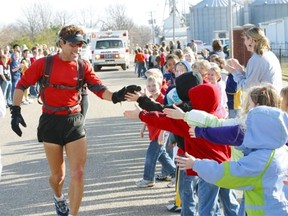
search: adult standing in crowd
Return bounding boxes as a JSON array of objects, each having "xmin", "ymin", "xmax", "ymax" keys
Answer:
[
  {"xmin": 29, "ymin": 46, "xmax": 39, "ymax": 98},
  {"xmin": 208, "ymin": 39, "xmax": 226, "ymax": 61},
  {"xmin": 190, "ymin": 40, "xmax": 197, "ymax": 54},
  {"xmin": 10, "ymin": 50, "xmax": 24, "ymax": 100},
  {"xmin": 10, "ymin": 25, "xmax": 140, "ymax": 216},
  {"xmin": 225, "ymin": 27, "xmax": 282, "ymax": 92},
  {"xmin": 0, "ymin": 54, "xmax": 12, "ymax": 107}
]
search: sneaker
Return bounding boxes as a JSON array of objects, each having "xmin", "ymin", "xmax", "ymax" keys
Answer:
[
  {"xmin": 167, "ymin": 204, "xmax": 181, "ymax": 212},
  {"xmin": 29, "ymin": 94, "xmax": 38, "ymax": 99},
  {"xmin": 155, "ymin": 174, "xmax": 172, "ymax": 182},
  {"xmin": 136, "ymin": 179, "xmax": 155, "ymax": 188},
  {"xmin": 26, "ymin": 99, "xmax": 34, "ymax": 104},
  {"xmin": 54, "ymin": 196, "xmax": 69, "ymax": 216},
  {"xmin": 167, "ymin": 178, "xmax": 176, "ymax": 188},
  {"xmin": 21, "ymin": 100, "xmax": 29, "ymax": 105}
]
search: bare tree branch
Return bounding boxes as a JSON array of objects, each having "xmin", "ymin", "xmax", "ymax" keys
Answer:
[{"xmin": 19, "ymin": 2, "xmax": 53, "ymax": 40}]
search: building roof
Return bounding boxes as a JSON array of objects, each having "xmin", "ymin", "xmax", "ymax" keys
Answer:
[
  {"xmin": 251, "ymin": 0, "xmax": 288, "ymax": 5},
  {"xmin": 193, "ymin": 0, "xmax": 245, "ymax": 8},
  {"xmin": 194, "ymin": 0, "xmax": 228, "ymax": 8}
]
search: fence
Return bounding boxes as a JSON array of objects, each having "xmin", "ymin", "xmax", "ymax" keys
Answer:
[{"xmin": 271, "ymin": 42, "xmax": 288, "ymax": 75}]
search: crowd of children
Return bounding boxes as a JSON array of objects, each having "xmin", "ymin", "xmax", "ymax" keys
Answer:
[
  {"xmin": 0, "ymin": 43, "xmax": 59, "ymax": 108},
  {"xmin": 126, "ymin": 26, "xmax": 288, "ymax": 216}
]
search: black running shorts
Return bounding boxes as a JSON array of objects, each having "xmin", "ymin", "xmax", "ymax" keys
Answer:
[{"xmin": 37, "ymin": 113, "xmax": 85, "ymax": 146}]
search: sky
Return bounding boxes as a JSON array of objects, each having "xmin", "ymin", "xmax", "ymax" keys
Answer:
[{"xmin": 1, "ymin": 0, "xmax": 202, "ymax": 27}]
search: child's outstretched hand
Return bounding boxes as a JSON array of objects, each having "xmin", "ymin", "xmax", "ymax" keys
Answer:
[
  {"xmin": 163, "ymin": 104, "xmax": 185, "ymax": 120},
  {"xmin": 188, "ymin": 126, "xmax": 196, "ymax": 138},
  {"xmin": 125, "ymin": 88, "xmax": 146, "ymax": 102},
  {"xmin": 175, "ymin": 152, "xmax": 196, "ymax": 170},
  {"xmin": 125, "ymin": 91, "xmax": 142, "ymax": 102},
  {"xmin": 123, "ymin": 104, "xmax": 142, "ymax": 119}
]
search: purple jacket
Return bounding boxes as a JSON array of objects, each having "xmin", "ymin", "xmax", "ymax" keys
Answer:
[{"xmin": 195, "ymin": 125, "xmax": 244, "ymax": 146}]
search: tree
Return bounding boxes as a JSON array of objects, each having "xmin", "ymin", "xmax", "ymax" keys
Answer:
[
  {"xmin": 54, "ymin": 10, "xmax": 74, "ymax": 27},
  {"xmin": 99, "ymin": 4, "xmax": 134, "ymax": 31},
  {"xmin": 0, "ymin": 25, "xmax": 22, "ymax": 48},
  {"xmin": 77, "ymin": 6, "xmax": 100, "ymax": 28},
  {"xmin": 98, "ymin": 3, "xmax": 152, "ymax": 49},
  {"xmin": 130, "ymin": 25, "xmax": 152, "ymax": 49},
  {"xmin": 18, "ymin": 2, "xmax": 53, "ymax": 41}
]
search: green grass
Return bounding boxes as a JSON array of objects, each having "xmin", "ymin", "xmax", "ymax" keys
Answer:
[{"xmin": 282, "ymin": 65, "xmax": 288, "ymax": 81}]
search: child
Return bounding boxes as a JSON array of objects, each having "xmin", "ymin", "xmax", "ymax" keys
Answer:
[
  {"xmin": 164, "ymin": 84, "xmax": 281, "ymax": 216},
  {"xmin": 175, "ymin": 105, "xmax": 288, "ymax": 216},
  {"xmin": 162, "ymin": 54, "xmax": 179, "ymax": 87},
  {"xmin": 134, "ymin": 48, "xmax": 147, "ymax": 78},
  {"xmin": 21, "ymin": 49, "xmax": 33, "ymax": 105},
  {"xmin": 183, "ymin": 47, "xmax": 196, "ymax": 66},
  {"xmin": 207, "ymin": 63, "xmax": 228, "ymax": 118},
  {"xmin": 145, "ymin": 68, "xmax": 167, "ymax": 95},
  {"xmin": 165, "ymin": 61, "xmax": 192, "ymax": 105},
  {"xmin": 224, "ymin": 58, "xmax": 242, "ymax": 118},
  {"xmin": 197, "ymin": 60, "xmax": 210, "ymax": 83},
  {"xmin": 280, "ymin": 86, "xmax": 288, "ymax": 113},
  {"xmin": 124, "ymin": 83, "xmax": 239, "ymax": 216},
  {"xmin": 135, "ymin": 76, "xmax": 176, "ymax": 188}
]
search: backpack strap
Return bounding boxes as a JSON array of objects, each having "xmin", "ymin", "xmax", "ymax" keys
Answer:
[
  {"xmin": 42, "ymin": 55, "xmax": 54, "ymax": 87},
  {"xmin": 37, "ymin": 55, "xmax": 54, "ymax": 105},
  {"xmin": 76, "ymin": 58, "xmax": 85, "ymax": 90}
]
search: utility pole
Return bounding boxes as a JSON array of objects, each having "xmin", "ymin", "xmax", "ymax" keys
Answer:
[
  {"xmin": 172, "ymin": 0, "xmax": 176, "ymax": 43},
  {"xmin": 228, "ymin": 0, "xmax": 234, "ymax": 58},
  {"xmin": 148, "ymin": 11, "xmax": 156, "ymax": 44}
]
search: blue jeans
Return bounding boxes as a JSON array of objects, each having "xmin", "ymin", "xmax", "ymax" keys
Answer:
[
  {"xmin": 137, "ymin": 62, "xmax": 146, "ymax": 78},
  {"xmin": 1, "ymin": 79, "xmax": 12, "ymax": 106},
  {"xmin": 11, "ymin": 74, "xmax": 21, "ymax": 99},
  {"xmin": 179, "ymin": 170, "xmax": 199, "ymax": 216},
  {"xmin": 219, "ymin": 188, "xmax": 240, "ymax": 216},
  {"xmin": 161, "ymin": 133, "xmax": 175, "ymax": 176},
  {"xmin": 197, "ymin": 178, "xmax": 221, "ymax": 216},
  {"xmin": 29, "ymin": 84, "xmax": 38, "ymax": 96},
  {"xmin": 143, "ymin": 140, "xmax": 176, "ymax": 181},
  {"xmin": 238, "ymin": 196, "xmax": 245, "ymax": 216}
]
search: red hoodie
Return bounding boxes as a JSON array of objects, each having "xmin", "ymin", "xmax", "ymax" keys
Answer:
[{"xmin": 139, "ymin": 83, "xmax": 231, "ymax": 176}]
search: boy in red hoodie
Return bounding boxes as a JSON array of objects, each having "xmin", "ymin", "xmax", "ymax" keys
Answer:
[{"xmin": 124, "ymin": 83, "xmax": 239, "ymax": 216}]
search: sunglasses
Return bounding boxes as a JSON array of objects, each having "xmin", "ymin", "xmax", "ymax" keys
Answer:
[{"xmin": 67, "ymin": 42, "xmax": 84, "ymax": 48}]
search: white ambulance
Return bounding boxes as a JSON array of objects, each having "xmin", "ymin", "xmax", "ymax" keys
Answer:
[{"xmin": 90, "ymin": 30, "xmax": 130, "ymax": 71}]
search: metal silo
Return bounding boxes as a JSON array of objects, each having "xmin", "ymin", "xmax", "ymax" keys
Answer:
[
  {"xmin": 189, "ymin": 0, "xmax": 244, "ymax": 45},
  {"xmin": 250, "ymin": 0, "xmax": 288, "ymax": 25}
]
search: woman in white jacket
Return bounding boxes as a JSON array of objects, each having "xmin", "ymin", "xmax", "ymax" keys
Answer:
[{"xmin": 225, "ymin": 27, "xmax": 282, "ymax": 93}]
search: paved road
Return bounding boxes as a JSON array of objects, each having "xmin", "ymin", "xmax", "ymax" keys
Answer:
[
  {"xmin": 1, "ymin": 65, "xmax": 286, "ymax": 216},
  {"xmin": 0, "ymin": 67, "xmax": 176, "ymax": 216}
]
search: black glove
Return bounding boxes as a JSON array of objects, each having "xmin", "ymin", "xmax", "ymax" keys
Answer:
[
  {"xmin": 112, "ymin": 85, "xmax": 141, "ymax": 104},
  {"xmin": 10, "ymin": 106, "xmax": 27, "ymax": 137},
  {"xmin": 164, "ymin": 102, "xmax": 192, "ymax": 112},
  {"xmin": 137, "ymin": 96, "xmax": 164, "ymax": 112}
]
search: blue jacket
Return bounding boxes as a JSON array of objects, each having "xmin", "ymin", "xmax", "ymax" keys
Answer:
[{"xmin": 192, "ymin": 106, "xmax": 288, "ymax": 216}]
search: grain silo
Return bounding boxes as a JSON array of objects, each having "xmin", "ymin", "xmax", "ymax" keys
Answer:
[
  {"xmin": 189, "ymin": 0, "xmax": 244, "ymax": 45},
  {"xmin": 250, "ymin": 0, "xmax": 288, "ymax": 25}
]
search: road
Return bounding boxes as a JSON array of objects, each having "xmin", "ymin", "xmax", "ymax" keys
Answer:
[
  {"xmin": 1, "ymin": 65, "xmax": 286, "ymax": 216},
  {"xmin": 0, "ymin": 66, "xmax": 176, "ymax": 216}
]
